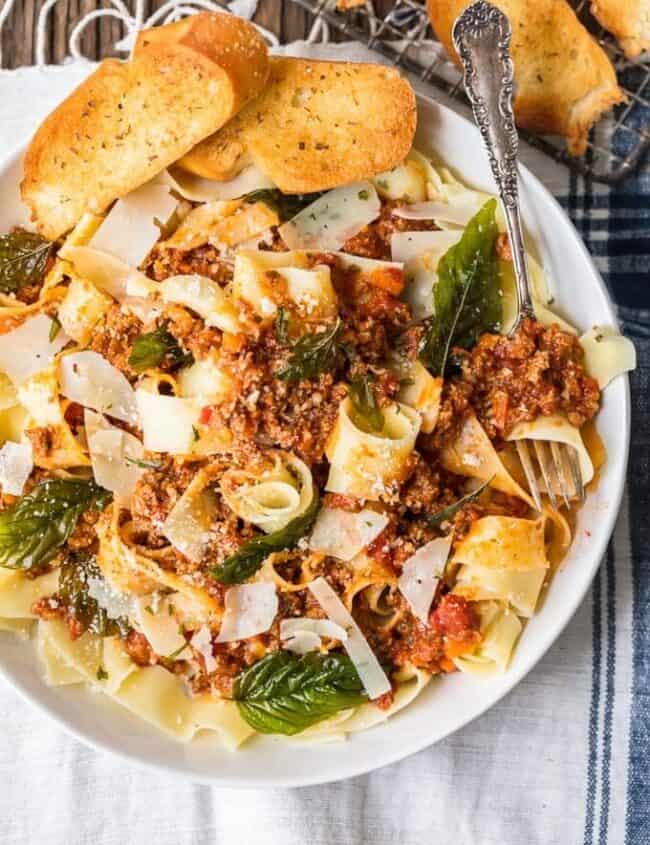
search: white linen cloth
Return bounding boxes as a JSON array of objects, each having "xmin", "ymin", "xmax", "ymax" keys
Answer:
[{"xmin": 0, "ymin": 55, "xmax": 636, "ymax": 845}]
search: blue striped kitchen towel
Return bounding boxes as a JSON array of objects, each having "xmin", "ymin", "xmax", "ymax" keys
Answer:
[{"xmin": 0, "ymin": 54, "xmax": 647, "ymax": 845}]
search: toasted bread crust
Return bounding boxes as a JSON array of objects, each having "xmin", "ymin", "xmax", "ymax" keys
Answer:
[
  {"xmin": 591, "ymin": 0, "xmax": 650, "ymax": 59},
  {"xmin": 427, "ymin": 0, "xmax": 625, "ymax": 156},
  {"xmin": 21, "ymin": 13, "xmax": 269, "ymax": 240},
  {"xmin": 177, "ymin": 57, "xmax": 417, "ymax": 192}
]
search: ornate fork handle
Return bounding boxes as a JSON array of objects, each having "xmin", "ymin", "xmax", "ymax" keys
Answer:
[{"xmin": 452, "ymin": 1, "xmax": 535, "ymax": 329}]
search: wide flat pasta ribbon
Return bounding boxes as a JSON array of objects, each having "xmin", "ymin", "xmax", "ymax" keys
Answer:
[{"xmin": 451, "ymin": 515, "xmax": 549, "ymax": 618}]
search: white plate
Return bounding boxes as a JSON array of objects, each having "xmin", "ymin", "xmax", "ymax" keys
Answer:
[{"xmin": 0, "ymin": 92, "xmax": 630, "ymax": 787}]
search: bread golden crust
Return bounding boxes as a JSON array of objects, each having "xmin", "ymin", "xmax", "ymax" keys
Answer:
[
  {"xmin": 591, "ymin": 0, "xmax": 650, "ymax": 58},
  {"xmin": 177, "ymin": 57, "xmax": 417, "ymax": 192},
  {"xmin": 427, "ymin": 0, "xmax": 625, "ymax": 156},
  {"xmin": 21, "ymin": 13, "xmax": 269, "ymax": 240}
]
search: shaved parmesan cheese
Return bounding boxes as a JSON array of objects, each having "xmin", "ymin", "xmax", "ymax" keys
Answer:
[
  {"xmin": 580, "ymin": 326, "xmax": 636, "ymax": 389},
  {"xmin": 308, "ymin": 577, "xmax": 391, "ymax": 699},
  {"xmin": 282, "ymin": 630, "xmax": 321, "ymax": 655},
  {"xmin": 0, "ymin": 314, "xmax": 69, "ymax": 385},
  {"xmin": 391, "ymin": 230, "xmax": 461, "ymax": 320},
  {"xmin": 280, "ymin": 618, "xmax": 348, "ymax": 641},
  {"xmin": 160, "ymin": 275, "xmax": 242, "ymax": 334},
  {"xmin": 393, "ymin": 199, "xmax": 482, "ymax": 227},
  {"xmin": 59, "ymin": 245, "xmax": 151, "ymax": 300},
  {"xmin": 164, "ymin": 164, "xmax": 274, "ymax": 202},
  {"xmin": 279, "ymin": 182, "xmax": 380, "ymax": 251},
  {"xmin": 309, "ymin": 507, "xmax": 388, "ymax": 562},
  {"xmin": 17, "ymin": 369, "xmax": 63, "ymax": 427},
  {"xmin": 373, "ymin": 160, "xmax": 427, "ymax": 203},
  {"xmin": 177, "ymin": 357, "xmax": 235, "ymax": 403},
  {"xmin": 57, "ymin": 278, "xmax": 112, "ymax": 345},
  {"xmin": 90, "ymin": 181, "xmax": 177, "ymax": 267},
  {"xmin": 216, "ymin": 582, "xmax": 278, "ymax": 643},
  {"xmin": 87, "ymin": 576, "xmax": 134, "ymax": 621},
  {"xmin": 280, "ymin": 617, "xmax": 348, "ymax": 654},
  {"xmin": 59, "ymin": 352, "xmax": 138, "ymax": 425},
  {"xmin": 0, "ymin": 441, "xmax": 32, "ymax": 495},
  {"xmin": 121, "ymin": 296, "xmax": 163, "ymax": 324},
  {"xmin": 85, "ymin": 410, "xmax": 144, "ymax": 498},
  {"xmin": 133, "ymin": 596, "xmax": 188, "ymax": 658},
  {"xmin": 390, "ymin": 230, "xmax": 461, "ymax": 264},
  {"xmin": 332, "ymin": 252, "xmax": 404, "ymax": 274},
  {"xmin": 398, "ymin": 536, "xmax": 453, "ymax": 624},
  {"xmin": 161, "ymin": 483, "xmax": 215, "ymax": 563},
  {"xmin": 190, "ymin": 625, "xmax": 217, "ymax": 672},
  {"xmin": 135, "ymin": 389, "xmax": 200, "ymax": 454}
]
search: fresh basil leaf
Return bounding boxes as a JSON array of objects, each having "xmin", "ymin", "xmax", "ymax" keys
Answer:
[
  {"xmin": 0, "ymin": 479, "xmax": 112, "ymax": 571},
  {"xmin": 348, "ymin": 373, "xmax": 384, "ymax": 433},
  {"xmin": 0, "ymin": 229, "xmax": 54, "ymax": 295},
  {"xmin": 420, "ymin": 199, "xmax": 501, "ymax": 376},
  {"xmin": 244, "ymin": 189, "xmax": 323, "ymax": 222},
  {"xmin": 128, "ymin": 324, "xmax": 193, "ymax": 373},
  {"xmin": 425, "ymin": 477, "xmax": 493, "ymax": 529},
  {"xmin": 234, "ymin": 650, "xmax": 367, "ymax": 735},
  {"xmin": 276, "ymin": 318, "xmax": 343, "ymax": 383},
  {"xmin": 59, "ymin": 552, "xmax": 129, "ymax": 637},
  {"xmin": 211, "ymin": 493, "xmax": 320, "ymax": 584}
]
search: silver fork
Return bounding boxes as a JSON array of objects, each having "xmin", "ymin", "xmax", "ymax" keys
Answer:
[{"xmin": 452, "ymin": 1, "xmax": 584, "ymax": 512}]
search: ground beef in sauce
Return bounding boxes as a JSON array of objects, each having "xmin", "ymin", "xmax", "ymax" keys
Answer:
[
  {"xmin": 342, "ymin": 202, "xmax": 439, "ymax": 261},
  {"xmin": 143, "ymin": 243, "xmax": 232, "ymax": 286},
  {"xmin": 391, "ymin": 593, "xmax": 480, "ymax": 672},
  {"xmin": 456, "ymin": 318, "xmax": 600, "ymax": 438},
  {"xmin": 88, "ymin": 302, "xmax": 143, "ymax": 377},
  {"xmin": 123, "ymin": 630, "xmax": 155, "ymax": 666},
  {"xmin": 129, "ymin": 458, "xmax": 203, "ymax": 548},
  {"xmin": 23, "ymin": 196, "xmax": 602, "ymax": 702}
]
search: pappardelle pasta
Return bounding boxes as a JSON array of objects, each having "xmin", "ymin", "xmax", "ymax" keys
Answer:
[{"xmin": 0, "ymin": 149, "xmax": 634, "ymax": 748}]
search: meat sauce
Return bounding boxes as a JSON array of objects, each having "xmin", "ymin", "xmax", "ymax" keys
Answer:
[{"xmin": 30, "ymin": 199, "xmax": 600, "ymax": 700}]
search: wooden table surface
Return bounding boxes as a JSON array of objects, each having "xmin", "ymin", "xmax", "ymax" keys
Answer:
[{"xmin": 1, "ymin": 0, "xmax": 336, "ymax": 69}]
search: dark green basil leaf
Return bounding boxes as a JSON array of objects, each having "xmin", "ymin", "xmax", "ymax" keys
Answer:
[
  {"xmin": 59, "ymin": 552, "xmax": 129, "ymax": 637},
  {"xmin": 425, "ymin": 477, "xmax": 493, "ymax": 529},
  {"xmin": 0, "ymin": 229, "xmax": 54, "ymax": 295},
  {"xmin": 0, "ymin": 479, "xmax": 112, "ymax": 571},
  {"xmin": 348, "ymin": 373, "xmax": 384, "ymax": 433},
  {"xmin": 244, "ymin": 189, "xmax": 323, "ymax": 222},
  {"xmin": 420, "ymin": 199, "xmax": 501, "ymax": 376},
  {"xmin": 276, "ymin": 318, "xmax": 342, "ymax": 383},
  {"xmin": 234, "ymin": 650, "xmax": 367, "ymax": 735},
  {"xmin": 128, "ymin": 324, "xmax": 193, "ymax": 373},
  {"xmin": 211, "ymin": 493, "xmax": 320, "ymax": 584}
]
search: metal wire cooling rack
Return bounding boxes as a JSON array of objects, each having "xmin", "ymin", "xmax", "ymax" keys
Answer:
[{"xmin": 289, "ymin": 0, "xmax": 650, "ymax": 184}]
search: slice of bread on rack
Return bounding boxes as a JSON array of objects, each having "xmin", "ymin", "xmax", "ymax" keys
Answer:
[
  {"xmin": 427, "ymin": 0, "xmax": 625, "ymax": 156},
  {"xmin": 21, "ymin": 12, "xmax": 270, "ymax": 240},
  {"xmin": 175, "ymin": 56, "xmax": 417, "ymax": 193},
  {"xmin": 591, "ymin": 0, "xmax": 650, "ymax": 59}
]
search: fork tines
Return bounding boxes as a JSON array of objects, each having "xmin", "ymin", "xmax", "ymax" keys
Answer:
[{"xmin": 515, "ymin": 439, "xmax": 585, "ymax": 513}]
